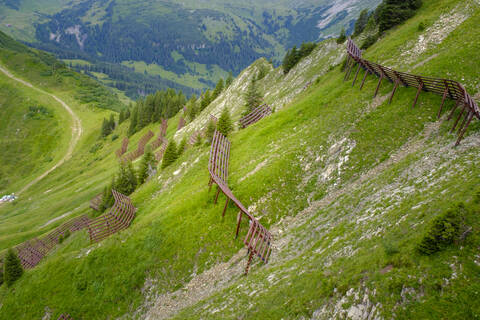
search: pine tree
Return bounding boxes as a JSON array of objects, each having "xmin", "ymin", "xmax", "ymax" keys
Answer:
[
  {"xmin": 244, "ymin": 79, "xmax": 262, "ymax": 115},
  {"xmin": 109, "ymin": 114, "xmax": 116, "ymax": 131},
  {"xmin": 100, "ymin": 182, "xmax": 114, "ymax": 212},
  {"xmin": 212, "ymin": 78, "xmax": 224, "ymax": 100},
  {"xmin": 4, "ymin": 249, "xmax": 23, "ymax": 286},
  {"xmin": 337, "ymin": 27, "xmax": 347, "ymax": 44},
  {"xmin": 101, "ymin": 118, "xmax": 110, "ymax": 137},
  {"xmin": 354, "ymin": 9, "xmax": 370, "ymax": 36},
  {"xmin": 128, "ymin": 106, "xmax": 138, "ymax": 136},
  {"xmin": 217, "ymin": 108, "xmax": 233, "ymax": 136},
  {"xmin": 225, "ymin": 72, "xmax": 234, "ymax": 87},
  {"xmin": 138, "ymin": 145, "xmax": 156, "ymax": 184},
  {"xmin": 205, "ymin": 119, "xmax": 217, "ymax": 144},
  {"xmin": 177, "ymin": 137, "xmax": 187, "ymax": 157},
  {"xmin": 162, "ymin": 140, "xmax": 178, "ymax": 169},
  {"xmin": 200, "ymin": 90, "xmax": 212, "ymax": 111},
  {"xmin": 119, "ymin": 110, "xmax": 125, "ymax": 124},
  {"xmin": 115, "ymin": 162, "xmax": 137, "ymax": 195}
]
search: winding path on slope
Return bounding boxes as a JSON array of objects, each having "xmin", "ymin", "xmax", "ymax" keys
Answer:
[{"xmin": 0, "ymin": 64, "xmax": 83, "ymax": 196}]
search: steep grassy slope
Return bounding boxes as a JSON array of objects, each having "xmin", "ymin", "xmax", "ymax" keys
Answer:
[{"xmin": 0, "ymin": 0, "xmax": 479, "ymax": 319}]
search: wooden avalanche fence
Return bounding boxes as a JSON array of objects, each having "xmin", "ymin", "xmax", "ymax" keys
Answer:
[
  {"xmin": 57, "ymin": 314, "xmax": 73, "ymax": 320},
  {"xmin": 239, "ymin": 104, "xmax": 272, "ymax": 129},
  {"xmin": 115, "ymin": 137, "xmax": 129, "ymax": 158},
  {"xmin": 188, "ymin": 130, "xmax": 201, "ymax": 145},
  {"xmin": 345, "ymin": 38, "xmax": 480, "ymax": 146},
  {"xmin": 160, "ymin": 118, "xmax": 168, "ymax": 137},
  {"xmin": 88, "ymin": 190, "xmax": 136, "ymax": 243},
  {"xmin": 8, "ymin": 215, "xmax": 91, "ymax": 269},
  {"xmin": 178, "ymin": 117, "xmax": 186, "ymax": 131},
  {"xmin": 122, "ymin": 130, "xmax": 154, "ymax": 162},
  {"xmin": 208, "ymin": 130, "xmax": 272, "ymax": 274}
]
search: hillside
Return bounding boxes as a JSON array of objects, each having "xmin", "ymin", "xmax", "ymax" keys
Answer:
[
  {"xmin": 0, "ymin": 0, "xmax": 380, "ymax": 96},
  {"xmin": 0, "ymin": 0, "xmax": 480, "ymax": 319}
]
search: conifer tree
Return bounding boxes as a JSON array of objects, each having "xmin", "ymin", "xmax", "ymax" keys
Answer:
[
  {"xmin": 177, "ymin": 137, "xmax": 187, "ymax": 157},
  {"xmin": 138, "ymin": 146, "xmax": 156, "ymax": 184},
  {"xmin": 217, "ymin": 108, "xmax": 233, "ymax": 136},
  {"xmin": 109, "ymin": 114, "xmax": 116, "ymax": 131},
  {"xmin": 119, "ymin": 110, "xmax": 125, "ymax": 124},
  {"xmin": 100, "ymin": 182, "xmax": 114, "ymax": 212},
  {"xmin": 225, "ymin": 72, "xmax": 234, "ymax": 87},
  {"xmin": 354, "ymin": 9, "xmax": 370, "ymax": 36},
  {"xmin": 212, "ymin": 78, "xmax": 224, "ymax": 100},
  {"xmin": 4, "ymin": 249, "xmax": 23, "ymax": 286},
  {"xmin": 128, "ymin": 106, "xmax": 138, "ymax": 136},
  {"xmin": 101, "ymin": 118, "xmax": 110, "ymax": 137},
  {"xmin": 115, "ymin": 161, "xmax": 137, "ymax": 195},
  {"xmin": 244, "ymin": 79, "xmax": 262, "ymax": 115},
  {"xmin": 200, "ymin": 90, "xmax": 212, "ymax": 111},
  {"xmin": 162, "ymin": 140, "xmax": 178, "ymax": 169},
  {"xmin": 337, "ymin": 27, "xmax": 347, "ymax": 44},
  {"xmin": 205, "ymin": 119, "xmax": 217, "ymax": 144}
]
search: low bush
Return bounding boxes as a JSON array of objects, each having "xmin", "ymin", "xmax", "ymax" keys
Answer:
[{"xmin": 417, "ymin": 203, "xmax": 466, "ymax": 255}]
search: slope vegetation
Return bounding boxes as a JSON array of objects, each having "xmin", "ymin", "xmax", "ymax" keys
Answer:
[{"xmin": 0, "ymin": 0, "xmax": 479, "ymax": 319}]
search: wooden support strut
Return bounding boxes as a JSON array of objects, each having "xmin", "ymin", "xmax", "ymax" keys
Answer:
[
  {"xmin": 344, "ymin": 58, "xmax": 354, "ymax": 82},
  {"xmin": 244, "ymin": 250, "xmax": 254, "ymax": 275},
  {"xmin": 450, "ymin": 104, "xmax": 467, "ymax": 133},
  {"xmin": 214, "ymin": 187, "xmax": 221, "ymax": 204},
  {"xmin": 352, "ymin": 63, "xmax": 361, "ymax": 87},
  {"xmin": 222, "ymin": 198, "xmax": 229, "ymax": 218},
  {"xmin": 374, "ymin": 73, "xmax": 383, "ymax": 98},
  {"xmin": 412, "ymin": 81, "xmax": 424, "ymax": 108},
  {"xmin": 360, "ymin": 68, "xmax": 369, "ymax": 90},
  {"xmin": 447, "ymin": 99, "xmax": 462, "ymax": 121},
  {"xmin": 438, "ymin": 87, "xmax": 449, "ymax": 119},
  {"xmin": 389, "ymin": 81, "xmax": 399, "ymax": 104},
  {"xmin": 455, "ymin": 112, "xmax": 474, "ymax": 146},
  {"xmin": 343, "ymin": 56, "xmax": 352, "ymax": 80},
  {"xmin": 235, "ymin": 211, "xmax": 242, "ymax": 239}
]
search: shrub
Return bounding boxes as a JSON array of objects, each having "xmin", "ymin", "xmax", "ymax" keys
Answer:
[
  {"xmin": 89, "ymin": 142, "xmax": 103, "ymax": 154},
  {"xmin": 4, "ymin": 249, "xmax": 23, "ymax": 286},
  {"xmin": 418, "ymin": 21, "xmax": 426, "ymax": 31},
  {"xmin": 417, "ymin": 204, "xmax": 465, "ymax": 255}
]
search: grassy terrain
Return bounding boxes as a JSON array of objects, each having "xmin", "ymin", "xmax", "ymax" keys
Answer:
[
  {"xmin": 121, "ymin": 59, "xmax": 229, "ymax": 91},
  {"xmin": 0, "ymin": 0, "xmax": 479, "ymax": 319},
  {"xmin": 0, "ymin": 73, "xmax": 71, "ymax": 194}
]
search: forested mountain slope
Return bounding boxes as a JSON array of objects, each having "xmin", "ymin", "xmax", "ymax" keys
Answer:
[
  {"xmin": 0, "ymin": 0, "xmax": 479, "ymax": 319},
  {"xmin": 0, "ymin": 0, "xmax": 380, "ymax": 96}
]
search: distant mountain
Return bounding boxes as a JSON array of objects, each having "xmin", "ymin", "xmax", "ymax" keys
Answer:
[{"xmin": 0, "ymin": 0, "xmax": 380, "ymax": 96}]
